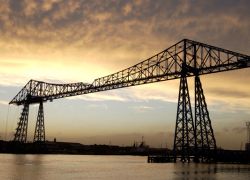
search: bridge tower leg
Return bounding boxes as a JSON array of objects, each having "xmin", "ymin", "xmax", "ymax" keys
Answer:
[
  {"xmin": 33, "ymin": 101, "xmax": 46, "ymax": 142},
  {"xmin": 173, "ymin": 75, "xmax": 196, "ymax": 162},
  {"xmin": 13, "ymin": 103, "xmax": 29, "ymax": 143},
  {"xmin": 194, "ymin": 76, "xmax": 217, "ymax": 162}
]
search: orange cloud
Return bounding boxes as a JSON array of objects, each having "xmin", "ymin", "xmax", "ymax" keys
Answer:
[{"xmin": 0, "ymin": 0, "xmax": 249, "ymax": 109}]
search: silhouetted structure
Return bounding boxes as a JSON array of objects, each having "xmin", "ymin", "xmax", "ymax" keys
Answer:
[
  {"xmin": 174, "ymin": 74, "xmax": 196, "ymax": 162},
  {"xmin": 246, "ymin": 122, "xmax": 250, "ymax": 151},
  {"xmin": 13, "ymin": 103, "xmax": 29, "ymax": 142},
  {"xmin": 9, "ymin": 39, "xmax": 250, "ymax": 162},
  {"xmin": 33, "ymin": 101, "xmax": 45, "ymax": 142}
]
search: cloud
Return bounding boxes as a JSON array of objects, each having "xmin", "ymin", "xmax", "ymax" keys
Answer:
[
  {"xmin": 130, "ymin": 105, "xmax": 154, "ymax": 113},
  {"xmin": 0, "ymin": 0, "xmax": 249, "ymax": 112},
  {"xmin": 64, "ymin": 81, "xmax": 180, "ymax": 103},
  {"xmin": 209, "ymin": 88, "xmax": 250, "ymax": 99},
  {"xmin": 0, "ymin": 100, "xmax": 8, "ymax": 105},
  {"xmin": 1, "ymin": 0, "xmax": 249, "ymax": 59},
  {"xmin": 123, "ymin": 3, "xmax": 132, "ymax": 16},
  {"xmin": 68, "ymin": 91, "xmax": 129, "ymax": 102},
  {"xmin": 51, "ymin": 1, "xmax": 81, "ymax": 21},
  {"xmin": 86, "ymin": 103, "xmax": 108, "ymax": 110}
]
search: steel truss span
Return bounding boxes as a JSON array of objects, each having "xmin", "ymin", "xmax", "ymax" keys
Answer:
[
  {"xmin": 9, "ymin": 39, "xmax": 250, "ymax": 162},
  {"xmin": 10, "ymin": 39, "xmax": 250, "ymax": 105}
]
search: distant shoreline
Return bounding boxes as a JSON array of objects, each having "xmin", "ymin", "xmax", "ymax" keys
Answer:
[{"xmin": 0, "ymin": 140, "xmax": 168, "ymax": 155}]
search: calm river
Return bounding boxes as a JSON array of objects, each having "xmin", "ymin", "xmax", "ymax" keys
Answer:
[{"xmin": 0, "ymin": 154, "xmax": 249, "ymax": 180}]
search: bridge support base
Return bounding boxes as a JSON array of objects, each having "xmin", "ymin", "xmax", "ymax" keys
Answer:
[
  {"xmin": 34, "ymin": 101, "xmax": 46, "ymax": 142},
  {"xmin": 173, "ymin": 75, "xmax": 217, "ymax": 163},
  {"xmin": 194, "ymin": 76, "xmax": 216, "ymax": 162},
  {"xmin": 13, "ymin": 103, "xmax": 29, "ymax": 143},
  {"xmin": 173, "ymin": 75, "xmax": 195, "ymax": 162}
]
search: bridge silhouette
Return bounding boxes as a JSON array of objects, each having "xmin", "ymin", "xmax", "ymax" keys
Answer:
[{"xmin": 9, "ymin": 39, "xmax": 250, "ymax": 162}]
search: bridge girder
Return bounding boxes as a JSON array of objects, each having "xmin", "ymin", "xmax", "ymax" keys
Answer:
[
  {"xmin": 9, "ymin": 39, "xmax": 250, "ymax": 162},
  {"xmin": 9, "ymin": 39, "xmax": 250, "ymax": 105}
]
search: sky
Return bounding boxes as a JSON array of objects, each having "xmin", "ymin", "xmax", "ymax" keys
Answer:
[{"xmin": 0, "ymin": 0, "xmax": 250, "ymax": 149}]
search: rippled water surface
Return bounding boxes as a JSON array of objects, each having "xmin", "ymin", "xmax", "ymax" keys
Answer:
[{"xmin": 0, "ymin": 154, "xmax": 249, "ymax": 180}]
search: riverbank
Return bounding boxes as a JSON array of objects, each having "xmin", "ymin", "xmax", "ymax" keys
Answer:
[{"xmin": 0, "ymin": 140, "xmax": 168, "ymax": 155}]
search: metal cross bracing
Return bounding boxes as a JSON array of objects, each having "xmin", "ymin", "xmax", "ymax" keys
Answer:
[
  {"xmin": 33, "ymin": 101, "xmax": 45, "ymax": 142},
  {"xmin": 9, "ymin": 39, "xmax": 250, "ymax": 162},
  {"xmin": 10, "ymin": 81, "xmax": 91, "ymax": 105},
  {"xmin": 10, "ymin": 39, "xmax": 250, "ymax": 105},
  {"xmin": 194, "ymin": 76, "xmax": 216, "ymax": 162},
  {"xmin": 13, "ymin": 103, "xmax": 29, "ymax": 143},
  {"xmin": 173, "ymin": 74, "xmax": 196, "ymax": 163}
]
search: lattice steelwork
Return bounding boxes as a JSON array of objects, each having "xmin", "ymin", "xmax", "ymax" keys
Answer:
[
  {"xmin": 13, "ymin": 103, "xmax": 29, "ymax": 142},
  {"xmin": 10, "ymin": 81, "xmax": 91, "ymax": 105},
  {"xmin": 194, "ymin": 76, "xmax": 216, "ymax": 162},
  {"xmin": 34, "ymin": 102, "xmax": 46, "ymax": 142},
  {"xmin": 9, "ymin": 39, "xmax": 250, "ymax": 161},
  {"xmin": 10, "ymin": 39, "xmax": 250, "ymax": 105},
  {"xmin": 173, "ymin": 75, "xmax": 196, "ymax": 162}
]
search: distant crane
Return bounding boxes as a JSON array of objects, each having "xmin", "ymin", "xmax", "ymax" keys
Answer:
[{"xmin": 9, "ymin": 39, "xmax": 250, "ymax": 162}]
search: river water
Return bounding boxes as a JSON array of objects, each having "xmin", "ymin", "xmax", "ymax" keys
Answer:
[{"xmin": 0, "ymin": 154, "xmax": 249, "ymax": 180}]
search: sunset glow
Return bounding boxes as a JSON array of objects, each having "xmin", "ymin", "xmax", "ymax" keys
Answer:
[{"xmin": 0, "ymin": 0, "xmax": 249, "ymax": 149}]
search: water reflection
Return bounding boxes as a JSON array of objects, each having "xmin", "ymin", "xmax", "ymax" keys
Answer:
[
  {"xmin": 12, "ymin": 155, "xmax": 44, "ymax": 180},
  {"xmin": 173, "ymin": 163, "xmax": 217, "ymax": 180},
  {"xmin": 0, "ymin": 154, "xmax": 249, "ymax": 180},
  {"xmin": 172, "ymin": 163, "xmax": 250, "ymax": 180}
]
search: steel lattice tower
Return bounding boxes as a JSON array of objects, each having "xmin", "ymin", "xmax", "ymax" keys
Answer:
[
  {"xmin": 173, "ymin": 74, "xmax": 196, "ymax": 162},
  {"xmin": 194, "ymin": 76, "xmax": 216, "ymax": 162},
  {"xmin": 13, "ymin": 103, "xmax": 29, "ymax": 142},
  {"xmin": 33, "ymin": 101, "xmax": 46, "ymax": 142},
  {"xmin": 8, "ymin": 39, "xmax": 250, "ymax": 162}
]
